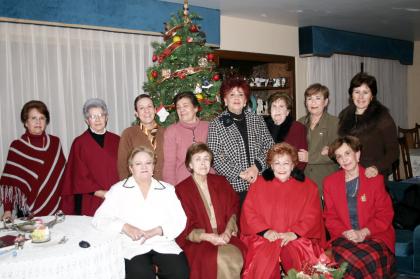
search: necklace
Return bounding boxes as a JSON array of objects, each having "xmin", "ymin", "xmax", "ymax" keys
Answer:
[{"xmin": 347, "ymin": 177, "xmax": 359, "ymax": 198}]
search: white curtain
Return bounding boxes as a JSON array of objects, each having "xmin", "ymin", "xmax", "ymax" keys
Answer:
[
  {"xmin": 305, "ymin": 54, "xmax": 408, "ymax": 127},
  {"xmin": 0, "ymin": 22, "xmax": 162, "ymax": 170}
]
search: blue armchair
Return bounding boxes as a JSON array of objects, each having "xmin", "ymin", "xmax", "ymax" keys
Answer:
[{"xmin": 387, "ymin": 181, "xmax": 420, "ymax": 276}]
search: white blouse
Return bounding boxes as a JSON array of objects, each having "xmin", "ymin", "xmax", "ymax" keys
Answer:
[{"xmin": 92, "ymin": 177, "xmax": 187, "ymax": 260}]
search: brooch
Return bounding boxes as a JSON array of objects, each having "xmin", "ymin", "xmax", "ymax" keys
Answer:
[
  {"xmin": 360, "ymin": 194, "xmax": 367, "ymax": 202},
  {"xmin": 220, "ymin": 114, "xmax": 233, "ymax": 127}
]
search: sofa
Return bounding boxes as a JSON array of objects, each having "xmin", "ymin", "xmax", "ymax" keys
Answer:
[{"xmin": 387, "ymin": 181, "xmax": 420, "ymax": 276}]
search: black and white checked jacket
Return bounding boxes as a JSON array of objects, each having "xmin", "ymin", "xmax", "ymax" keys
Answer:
[{"xmin": 207, "ymin": 110, "xmax": 274, "ymax": 192}]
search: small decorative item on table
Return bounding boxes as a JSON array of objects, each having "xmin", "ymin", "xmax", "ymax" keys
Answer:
[
  {"xmin": 285, "ymin": 254, "xmax": 347, "ymax": 279},
  {"xmin": 31, "ymin": 224, "xmax": 51, "ymax": 243}
]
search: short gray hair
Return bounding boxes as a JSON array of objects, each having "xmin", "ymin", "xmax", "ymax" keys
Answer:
[{"xmin": 83, "ymin": 98, "xmax": 108, "ymax": 119}]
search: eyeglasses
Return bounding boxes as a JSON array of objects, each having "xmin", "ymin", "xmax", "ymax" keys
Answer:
[{"xmin": 88, "ymin": 113, "xmax": 107, "ymax": 120}]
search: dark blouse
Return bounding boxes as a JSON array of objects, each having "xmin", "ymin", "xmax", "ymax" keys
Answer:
[{"xmin": 346, "ymin": 177, "xmax": 360, "ymax": 229}]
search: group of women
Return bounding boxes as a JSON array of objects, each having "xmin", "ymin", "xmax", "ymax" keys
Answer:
[{"xmin": 0, "ymin": 71, "xmax": 398, "ymax": 278}]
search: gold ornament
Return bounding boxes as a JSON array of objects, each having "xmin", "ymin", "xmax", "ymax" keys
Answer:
[
  {"xmin": 173, "ymin": 35, "xmax": 182, "ymax": 43},
  {"xmin": 196, "ymin": 93, "xmax": 204, "ymax": 100},
  {"xmin": 198, "ymin": 57, "xmax": 208, "ymax": 67}
]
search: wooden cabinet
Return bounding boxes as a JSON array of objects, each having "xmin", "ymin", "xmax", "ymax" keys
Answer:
[{"xmin": 214, "ymin": 50, "xmax": 296, "ymax": 118}]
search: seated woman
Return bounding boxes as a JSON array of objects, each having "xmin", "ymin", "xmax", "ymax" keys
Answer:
[
  {"xmin": 92, "ymin": 146, "xmax": 189, "ymax": 279},
  {"xmin": 175, "ymin": 143, "xmax": 246, "ymax": 279},
  {"xmin": 264, "ymin": 92, "xmax": 307, "ymax": 170},
  {"xmin": 61, "ymin": 98, "xmax": 120, "ymax": 216},
  {"xmin": 240, "ymin": 143, "xmax": 325, "ymax": 279},
  {"xmin": 1, "ymin": 100, "xmax": 66, "ymax": 219},
  {"xmin": 323, "ymin": 136, "xmax": 396, "ymax": 278}
]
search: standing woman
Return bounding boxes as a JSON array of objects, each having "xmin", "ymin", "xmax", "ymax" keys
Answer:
[
  {"xmin": 176, "ymin": 143, "xmax": 246, "ymax": 279},
  {"xmin": 324, "ymin": 136, "xmax": 395, "ymax": 278},
  {"xmin": 298, "ymin": 83, "xmax": 339, "ymax": 195},
  {"xmin": 0, "ymin": 100, "xmax": 66, "ymax": 219},
  {"xmin": 61, "ymin": 98, "xmax": 120, "ymax": 216},
  {"xmin": 264, "ymin": 92, "xmax": 307, "ymax": 170},
  {"xmin": 118, "ymin": 94, "xmax": 165, "ymax": 180},
  {"xmin": 163, "ymin": 92, "xmax": 209, "ymax": 185},
  {"xmin": 338, "ymin": 72, "xmax": 398, "ymax": 178},
  {"xmin": 207, "ymin": 78, "xmax": 273, "ymax": 203},
  {"xmin": 93, "ymin": 146, "xmax": 189, "ymax": 279}
]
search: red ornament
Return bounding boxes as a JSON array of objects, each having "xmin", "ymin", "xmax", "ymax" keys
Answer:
[
  {"xmin": 179, "ymin": 73, "xmax": 187, "ymax": 79},
  {"xmin": 189, "ymin": 24, "xmax": 198, "ymax": 32},
  {"xmin": 212, "ymin": 74, "xmax": 220, "ymax": 81},
  {"xmin": 207, "ymin": 53, "xmax": 214, "ymax": 61},
  {"xmin": 151, "ymin": 70, "xmax": 158, "ymax": 79},
  {"xmin": 186, "ymin": 37, "xmax": 193, "ymax": 43},
  {"xmin": 152, "ymin": 54, "xmax": 157, "ymax": 62}
]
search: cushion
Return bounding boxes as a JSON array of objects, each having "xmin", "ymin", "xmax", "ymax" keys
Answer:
[{"xmin": 395, "ymin": 229, "xmax": 414, "ymax": 257}]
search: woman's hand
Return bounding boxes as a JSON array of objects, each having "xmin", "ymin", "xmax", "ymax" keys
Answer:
[
  {"xmin": 321, "ymin": 146, "xmax": 329, "ymax": 156},
  {"xmin": 201, "ymin": 233, "xmax": 226, "ymax": 246},
  {"xmin": 343, "ymin": 228, "xmax": 369, "ymax": 243},
  {"xmin": 240, "ymin": 165, "xmax": 259, "ymax": 183},
  {"xmin": 143, "ymin": 226, "xmax": 163, "ymax": 239},
  {"xmin": 122, "ymin": 223, "xmax": 146, "ymax": 243},
  {"xmin": 298, "ymin": 149, "xmax": 308, "ymax": 163},
  {"xmin": 1, "ymin": 210, "xmax": 12, "ymax": 222},
  {"xmin": 263, "ymin": 230, "xmax": 280, "ymax": 242},
  {"xmin": 220, "ymin": 230, "xmax": 232, "ymax": 244},
  {"xmin": 94, "ymin": 190, "xmax": 107, "ymax": 199},
  {"xmin": 278, "ymin": 232, "xmax": 297, "ymax": 247},
  {"xmin": 365, "ymin": 166, "xmax": 378, "ymax": 178}
]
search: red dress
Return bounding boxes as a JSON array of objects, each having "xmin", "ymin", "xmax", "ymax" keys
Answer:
[
  {"xmin": 175, "ymin": 174, "xmax": 246, "ymax": 279},
  {"xmin": 240, "ymin": 176, "xmax": 325, "ymax": 278},
  {"xmin": 61, "ymin": 130, "xmax": 120, "ymax": 216}
]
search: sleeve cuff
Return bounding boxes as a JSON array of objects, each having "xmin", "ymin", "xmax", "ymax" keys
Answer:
[
  {"xmin": 254, "ymin": 160, "xmax": 263, "ymax": 172},
  {"xmin": 187, "ymin": 229, "xmax": 205, "ymax": 243}
]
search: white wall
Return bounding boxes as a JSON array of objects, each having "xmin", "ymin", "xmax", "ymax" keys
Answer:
[
  {"xmin": 220, "ymin": 15, "xmax": 307, "ymax": 118},
  {"xmin": 407, "ymin": 41, "xmax": 420, "ymax": 126}
]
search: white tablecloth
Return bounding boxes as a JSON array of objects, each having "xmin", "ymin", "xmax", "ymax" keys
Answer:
[
  {"xmin": 0, "ymin": 215, "xmax": 125, "ymax": 279},
  {"xmin": 410, "ymin": 148, "xmax": 420, "ymax": 177}
]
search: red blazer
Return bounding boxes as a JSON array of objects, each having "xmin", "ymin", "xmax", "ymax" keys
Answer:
[{"xmin": 323, "ymin": 165, "xmax": 395, "ymax": 253}]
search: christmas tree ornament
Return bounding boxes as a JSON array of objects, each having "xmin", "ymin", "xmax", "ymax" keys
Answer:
[
  {"xmin": 162, "ymin": 69, "xmax": 172, "ymax": 79},
  {"xmin": 198, "ymin": 57, "xmax": 208, "ymax": 67},
  {"xmin": 212, "ymin": 74, "xmax": 220, "ymax": 81},
  {"xmin": 194, "ymin": 83, "xmax": 202, "ymax": 94},
  {"xmin": 189, "ymin": 24, "xmax": 198, "ymax": 32},
  {"xmin": 186, "ymin": 37, "xmax": 193, "ymax": 43},
  {"xmin": 151, "ymin": 70, "xmax": 158, "ymax": 79},
  {"xmin": 206, "ymin": 53, "xmax": 214, "ymax": 61},
  {"xmin": 156, "ymin": 106, "xmax": 170, "ymax": 123},
  {"xmin": 172, "ymin": 35, "xmax": 182, "ymax": 43},
  {"xmin": 195, "ymin": 93, "xmax": 204, "ymax": 100},
  {"xmin": 152, "ymin": 54, "xmax": 157, "ymax": 62}
]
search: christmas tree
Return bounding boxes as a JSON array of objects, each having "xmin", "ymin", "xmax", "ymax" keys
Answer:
[{"xmin": 143, "ymin": 0, "xmax": 222, "ymax": 126}]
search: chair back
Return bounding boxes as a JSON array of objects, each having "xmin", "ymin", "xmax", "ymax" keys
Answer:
[
  {"xmin": 398, "ymin": 136, "xmax": 413, "ymax": 179},
  {"xmin": 398, "ymin": 126, "xmax": 420, "ymax": 149}
]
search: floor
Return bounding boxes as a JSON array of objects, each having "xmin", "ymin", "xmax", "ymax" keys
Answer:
[{"xmin": 397, "ymin": 275, "xmax": 420, "ymax": 279}]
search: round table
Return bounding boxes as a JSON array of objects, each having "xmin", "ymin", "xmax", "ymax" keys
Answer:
[{"xmin": 0, "ymin": 215, "xmax": 125, "ymax": 279}]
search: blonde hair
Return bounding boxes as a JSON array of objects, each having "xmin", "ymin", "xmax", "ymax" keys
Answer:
[{"xmin": 128, "ymin": 146, "xmax": 156, "ymax": 166}]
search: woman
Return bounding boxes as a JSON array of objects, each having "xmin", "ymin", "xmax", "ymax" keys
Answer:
[
  {"xmin": 92, "ymin": 146, "xmax": 189, "ymax": 279},
  {"xmin": 0, "ymin": 100, "xmax": 66, "ymax": 219},
  {"xmin": 61, "ymin": 98, "xmax": 120, "ymax": 216},
  {"xmin": 324, "ymin": 136, "xmax": 395, "ymax": 278},
  {"xmin": 176, "ymin": 143, "xmax": 246, "ymax": 279},
  {"xmin": 298, "ymin": 83, "xmax": 339, "ymax": 195},
  {"xmin": 118, "ymin": 94, "xmax": 165, "ymax": 180},
  {"xmin": 264, "ymin": 92, "xmax": 307, "ymax": 170},
  {"xmin": 240, "ymin": 143, "xmax": 325, "ymax": 278},
  {"xmin": 207, "ymin": 78, "xmax": 274, "ymax": 203},
  {"xmin": 163, "ymin": 91, "xmax": 209, "ymax": 185},
  {"xmin": 338, "ymin": 72, "xmax": 398, "ymax": 178}
]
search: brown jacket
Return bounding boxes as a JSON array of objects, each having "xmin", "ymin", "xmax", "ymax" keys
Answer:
[
  {"xmin": 338, "ymin": 100, "xmax": 398, "ymax": 175},
  {"xmin": 117, "ymin": 125, "xmax": 165, "ymax": 180}
]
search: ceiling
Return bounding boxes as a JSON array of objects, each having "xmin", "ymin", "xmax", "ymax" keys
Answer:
[{"xmin": 164, "ymin": 0, "xmax": 420, "ymax": 41}]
